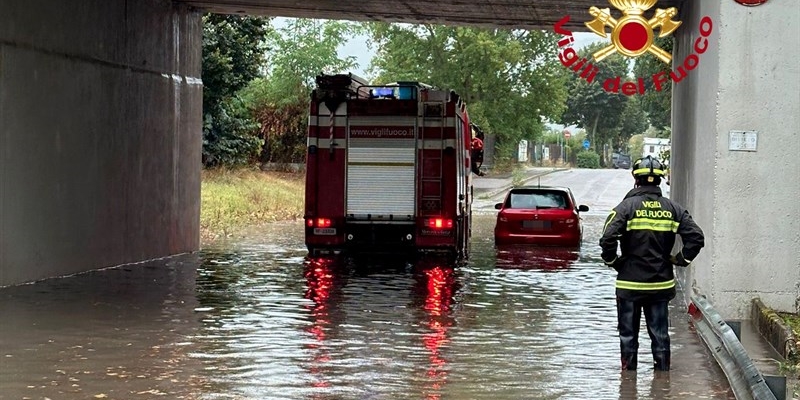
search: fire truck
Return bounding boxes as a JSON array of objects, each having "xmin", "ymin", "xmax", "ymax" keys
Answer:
[{"xmin": 304, "ymin": 73, "xmax": 475, "ymax": 260}]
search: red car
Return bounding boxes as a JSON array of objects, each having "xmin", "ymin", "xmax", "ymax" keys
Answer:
[{"xmin": 494, "ymin": 186, "xmax": 589, "ymax": 247}]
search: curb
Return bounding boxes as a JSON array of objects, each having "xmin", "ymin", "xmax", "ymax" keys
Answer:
[
  {"xmin": 752, "ymin": 298, "xmax": 799, "ymax": 364},
  {"xmin": 477, "ymin": 168, "xmax": 570, "ymax": 199}
]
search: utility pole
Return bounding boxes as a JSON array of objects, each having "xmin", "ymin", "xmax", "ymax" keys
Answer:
[{"xmin": 557, "ymin": 133, "xmax": 561, "ymax": 167}]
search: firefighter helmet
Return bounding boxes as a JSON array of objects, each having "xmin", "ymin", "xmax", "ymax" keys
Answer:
[{"xmin": 632, "ymin": 156, "xmax": 666, "ymax": 178}]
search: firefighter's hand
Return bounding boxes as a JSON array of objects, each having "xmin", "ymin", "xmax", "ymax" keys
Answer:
[{"xmin": 670, "ymin": 253, "xmax": 691, "ymax": 267}]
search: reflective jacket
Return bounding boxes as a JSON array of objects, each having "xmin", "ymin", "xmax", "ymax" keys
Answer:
[{"xmin": 599, "ymin": 185, "xmax": 705, "ymax": 301}]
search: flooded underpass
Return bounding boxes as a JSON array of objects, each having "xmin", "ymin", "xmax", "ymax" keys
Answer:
[{"xmin": 0, "ymin": 170, "xmax": 736, "ymax": 399}]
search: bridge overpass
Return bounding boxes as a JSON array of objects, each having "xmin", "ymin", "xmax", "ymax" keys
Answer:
[{"xmin": 0, "ymin": 0, "xmax": 797, "ymax": 319}]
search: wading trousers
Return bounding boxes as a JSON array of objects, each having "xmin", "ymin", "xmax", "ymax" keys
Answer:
[{"xmin": 616, "ymin": 297, "xmax": 671, "ymax": 371}]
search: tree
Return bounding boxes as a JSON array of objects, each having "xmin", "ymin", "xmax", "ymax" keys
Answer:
[
  {"xmin": 617, "ymin": 96, "xmax": 649, "ymax": 151},
  {"xmin": 629, "ymin": 134, "xmax": 644, "ymax": 159},
  {"xmin": 633, "ymin": 36, "xmax": 673, "ymax": 132},
  {"xmin": 239, "ymin": 19, "xmax": 361, "ymax": 164},
  {"xmin": 365, "ymin": 23, "xmax": 569, "ymax": 168},
  {"xmin": 202, "ymin": 15, "xmax": 270, "ymax": 167},
  {"xmin": 560, "ymin": 42, "xmax": 630, "ymax": 164}
]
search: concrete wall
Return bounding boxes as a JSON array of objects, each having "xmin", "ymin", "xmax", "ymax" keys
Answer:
[
  {"xmin": 0, "ymin": 0, "xmax": 203, "ymax": 285},
  {"xmin": 674, "ymin": 0, "xmax": 800, "ymax": 318}
]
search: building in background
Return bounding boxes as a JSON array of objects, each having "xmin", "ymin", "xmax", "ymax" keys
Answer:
[{"xmin": 642, "ymin": 138, "xmax": 671, "ymax": 161}]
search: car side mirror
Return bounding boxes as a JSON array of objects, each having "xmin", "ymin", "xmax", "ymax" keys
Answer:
[
  {"xmin": 578, "ymin": 205, "xmax": 589, "ymax": 212},
  {"xmin": 494, "ymin": 203, "xmax": 503, "ymax": 210}
]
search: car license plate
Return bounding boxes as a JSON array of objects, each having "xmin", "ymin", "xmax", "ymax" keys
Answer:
[
  {"xmin": 313, "ymin": 228, "xmax": 336, "ymax": 235},
  {"xmin": 522, "ymin": 220, "xmax": 551, "ymax": 230}
]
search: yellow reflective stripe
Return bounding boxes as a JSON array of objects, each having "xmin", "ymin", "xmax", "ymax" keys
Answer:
[
  {"xmin": 633, "ymin": 168, "xmax": 665, "ymax": 176},
  {"xmin": 626, "ymin": 218, "xmax": 679, "ymax": 232},
  {"xmin": 616, "ymin": 279, "xmax": 675, "ymax": 290},
  {"xmin": 603, "ymin": 210, "xmax": 617, "ymax": 234}
]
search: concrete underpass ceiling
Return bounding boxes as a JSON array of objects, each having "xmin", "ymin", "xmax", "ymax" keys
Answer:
[{"xmin": 179, "ymin": 0, "xmax": 686, "ymax": 31}]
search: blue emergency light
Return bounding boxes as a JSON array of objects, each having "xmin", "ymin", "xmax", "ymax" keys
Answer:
[{"xmin": 371, "ymin": 87, "xmax": 395, "ymax": 98}]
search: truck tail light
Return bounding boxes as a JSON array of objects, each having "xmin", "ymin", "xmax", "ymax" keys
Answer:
[
  {"xmin": 426, "ymin": 218, "xmax": 453, "ymax": 229},
  {"xmin": 307, "ymin": 218, "xmax": 333, "ymax": 228}
]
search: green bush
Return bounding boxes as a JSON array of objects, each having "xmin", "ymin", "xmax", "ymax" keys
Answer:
[
  {"xmin": 576, "ymin": 151, "xmax": 601, "ymax": 169},
  {"xmin": 202, "ymin": 99, "xmax": 263, "ymax": 167}
]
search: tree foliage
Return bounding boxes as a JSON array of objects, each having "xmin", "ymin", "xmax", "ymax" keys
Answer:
[
  {"xmin": 576, "ymin": 151, "xmax": 601, "ymax": 169},
  {"xmin": 202, "ymin": 14, "xmax": 270, "ymax": 167},
  {"xmin": 633, "ymin": 36, "xmax": 673, "ymax": 132},
  {"xmin": 628, "ymin": 134, "xmax": 644, "ymax": 159},
  {"xmin": 365, "ymin": 23, "xmax": 569, "ymax": 166},
  {"xmin": 240, "ymin": 19, "xmax": 361, "ymax": 164},
  {"xmin": 560, "ymin": 42, "xmax": 630, "ymax": 159},
  {"xmin": 618, "ymin": 96, "xmax": 649, "ymax": 150}
]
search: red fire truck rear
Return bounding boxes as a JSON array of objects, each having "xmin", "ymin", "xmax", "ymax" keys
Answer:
[{"xmin": 304, "ymin": 73, "xmax": 475, "ymax": 260}]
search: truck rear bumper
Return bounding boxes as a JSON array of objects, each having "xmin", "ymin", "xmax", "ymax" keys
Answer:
[{"xmin": 306, "ymin": 222, "xmax": 457, "ymax": 256}]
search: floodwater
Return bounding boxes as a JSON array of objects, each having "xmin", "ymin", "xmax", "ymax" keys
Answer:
[{"xmin": 0, "ymin": 170, "xmax": 735, "ymax": 399}]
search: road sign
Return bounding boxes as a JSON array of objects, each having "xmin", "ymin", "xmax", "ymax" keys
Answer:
[
  {"xmin": 563, "ymin": 130, "xmax": 571, "ymax": 139},
  {"xmin": 583, "ymin": 139, "xmax": 590, "ymax": 150}
]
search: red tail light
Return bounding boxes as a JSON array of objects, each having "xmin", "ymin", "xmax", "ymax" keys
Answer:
[
  {"xmin": 426, "ymin": 218, "xmax": 453, "ymax": 229},
  {"xmin": 307, "ymin": 218, "xmax": 333, "ymax": 228}
]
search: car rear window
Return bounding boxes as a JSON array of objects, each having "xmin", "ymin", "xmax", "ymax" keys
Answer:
[{"xmin": 507, "ymin": 190, "xmax": 570, "ymax": 209}]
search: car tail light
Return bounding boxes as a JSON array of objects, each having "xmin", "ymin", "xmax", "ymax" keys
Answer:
[{"xmin": 426, "ymin": 218, "xmax": 453, "ymax": 229}]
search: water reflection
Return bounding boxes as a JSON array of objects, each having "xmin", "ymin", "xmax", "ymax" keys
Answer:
[
  {"xmin": 0, "ymin": 215, "xmax": 735, "ymax": 400},
  {"xmin": 411, "ymin": 262, "xmax": 458, "ymax": 400},
  {"xmin": 297, "ymin": 256, "xmax": 462, "ymax": 400},
  {"xmin": 302, "ymin": 257, "xmax": 345, "ymax": 393},
  {"xmin": 495, "ymin": 245, "xmax": 580, "ymax": 271},
  {"xmin": 618, "ymin": 371, "xmax": 672, "ymax": 400}
]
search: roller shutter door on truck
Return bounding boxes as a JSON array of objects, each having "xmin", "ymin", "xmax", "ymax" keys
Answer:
[{"xmin": 347, "ymin": 117, "xmax": 417, "ymax": 218}]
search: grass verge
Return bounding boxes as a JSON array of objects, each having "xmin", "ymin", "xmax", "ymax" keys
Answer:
[
  {"xmin": 777, "ymin": 312, "xmax": 800, "ymax": 396},
  {"xmin": 779, "ymin": 312, "xmax": 800, "ymax": 337},
  {"xmin": 200, "ymin": 168, "xmax": 304, "ymax": 243}
]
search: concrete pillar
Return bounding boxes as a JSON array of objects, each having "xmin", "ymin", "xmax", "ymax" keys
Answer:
[
  {"xmin": 0, "ymin": 0, "xmax": 203, "ymax": 285},
  {"xmin": 673, "ymin": 0, "xmax": 800, "ymax": 318}
]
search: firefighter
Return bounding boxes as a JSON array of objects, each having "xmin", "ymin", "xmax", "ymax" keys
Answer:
[
  {"xmin": 470, "ymin": 124, "xmax": 485, "ymax": 176},
  {"xmin": 599, "ymin": 156, "xmax": 705, "ymax": 371}
]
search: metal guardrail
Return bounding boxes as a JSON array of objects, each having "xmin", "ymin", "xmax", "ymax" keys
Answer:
[{"xmin": 689, "ymin": 295, "xmax": 779, "ymax": 400}]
